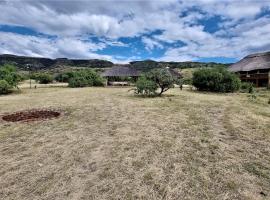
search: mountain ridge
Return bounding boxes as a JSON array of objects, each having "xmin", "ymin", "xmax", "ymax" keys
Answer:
[{"xmin": 0, "ymin": 54, "xmax": 231, "ymax": 71}]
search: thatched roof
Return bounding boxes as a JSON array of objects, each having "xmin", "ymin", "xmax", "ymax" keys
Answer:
[
  {"xmin": 101, "ymin": 65, "xmax": 140, "ymax": 77},
  {"xmin": 167, "ymin": 68, "xmax": 182, "ymax": 78},
  {"xmin": 229, "ymin": 51, "xmax": 270, "ymax": 72},
  {"xmin": 101, "ymin": 65, "xmax": 182, "ymax": 78}
]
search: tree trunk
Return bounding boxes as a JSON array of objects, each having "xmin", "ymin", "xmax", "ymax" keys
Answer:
[{"xmin": 158, "ymin": 88, "xmax": 164, "ymax": 96}]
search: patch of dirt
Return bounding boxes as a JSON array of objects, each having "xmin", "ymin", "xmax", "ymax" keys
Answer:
[{"xmin": 2, "ymin": 109, "xmax": 61, "ymax": 122}]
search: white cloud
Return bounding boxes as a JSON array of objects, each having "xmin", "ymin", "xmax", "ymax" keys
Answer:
[
  {"xmin": 159, "ymin": 19, "xmax": 270, "ymax": 62},
  {"xmin": 142, "ymin": 37, "xmax": 163, "ymax": 51},
  {"xmin": 0, "ymin": 0, "xmax": 180, "ymax": 38},
  {"xmin": 0, "ymin": 0, "xmax": 269, "ymax": 61},
  {"xmin": 0, "ymin": 32, "xmax": 112, "ymax": 60},
  {"xmin": 181, "ymin": 0, "xmax": 269, "ymax": 20}
]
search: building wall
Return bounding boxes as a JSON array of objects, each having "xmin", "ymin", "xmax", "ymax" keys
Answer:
[
  {"xmin": 239, "ymin": 69, "xmax": 270, "ymax": 87},
  {"xmin": 268, "ymin": 71, "xmax": 270, "ymax": 87}
]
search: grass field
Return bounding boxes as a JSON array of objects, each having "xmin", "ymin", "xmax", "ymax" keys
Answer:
[{"xmin": 0, "ymin": 86, "xmax": 270, "ymax": 200}]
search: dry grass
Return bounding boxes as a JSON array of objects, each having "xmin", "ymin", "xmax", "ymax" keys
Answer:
[
  {"xmin": 18, "ymin": 80, "xmax": 68, "ymax": 89},
  {"xmin": 0, "ymin": 86, "xmax": 270, "ymax": 200}
]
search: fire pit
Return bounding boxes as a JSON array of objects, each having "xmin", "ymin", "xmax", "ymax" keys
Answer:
[{"xmin": 2, "ymin": 109, "xmax": 61, "ymax": 122}]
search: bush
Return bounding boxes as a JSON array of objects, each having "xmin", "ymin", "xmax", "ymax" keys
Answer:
[
  {"xmin": 68, "ymin": 76, "xmax": 89, "ymax": 88},
  {"xmin": 146, "ymin": 68, "xmax": 175, "ymax": 96},
  {"xmin": 68, "ymin": 69, "xmax": 104, "ymax": 88},
  {"xmin": 241, "ymin": 82, "xmax": 254, "ymax": 93},
  {"xmin": 0, "ymin": 64, "xmax": 20, "ymax": 88},
  {"xmin": 0, "ymin": 80, "xmax": 11, "ymax": 94},
  {"xmin": 182, "ymin": 78, "xmax": 193, "ymax": 85},
  {"xmin": 55, "ymin": 72, "xmax": 75, "ymax": 82},
  {"xmin": 135, "ymin": 76, "xmax": 158, "ymax": 96},
  {"xmin": 35, "ymin": 73, "xmax": 53, "ymax": 84},
  {"xmin": 192, "ymin": 67, "xmax": 241, "ymax": 92},
  {"xmin": 134, "ymin": 68, "xmax": 177, "ymax": 96}
]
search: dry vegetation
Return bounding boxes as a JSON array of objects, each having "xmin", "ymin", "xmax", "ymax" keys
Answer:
[
  {"xmin": 0, "ymin": 86, "xmax": 270, "ymax": 200},
  {"xmin": 18, "ymin": 80, "xmax": 68, "ymax": 89}
]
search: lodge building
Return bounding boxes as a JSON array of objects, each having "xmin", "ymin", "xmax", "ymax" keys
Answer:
[{"xmin": 229, "ymin": 51, "xmax": 270, "ymax": 87}]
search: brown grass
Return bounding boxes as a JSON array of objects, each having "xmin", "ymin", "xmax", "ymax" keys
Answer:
[{"xmin": 0, "ymin": 87, "xmax": 270, "ymax": 200}]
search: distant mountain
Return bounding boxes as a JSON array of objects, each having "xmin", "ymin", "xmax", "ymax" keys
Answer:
[
  {"xmin": 0, "ymin": 54, "xmax": 230, "ymax": 71},
  {"xmin": 0, "ymin": 54, "xmax": 114, "ymax": 70},
  {"xmin": 130, "ymin": 60, "xmax": 231, "ymax": 72}
]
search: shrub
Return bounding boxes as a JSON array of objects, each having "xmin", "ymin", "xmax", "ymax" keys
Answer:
[
  {"xmin": 135, "ymin": 76, "xmax": 158, "ymax": 96},
  {"xmin": 55, "ymin": 72, "xmax": 75, "ymax": 82},
  {"xmin": 134, "ymin": 68, "xmax": 177, "ymax": 96},
  {"xmin": 0, "ymin": 80, "xmax": 11, "ymax": 94},
  {"xmin": 68, "ymin": 69, "xmax": 104, "ymax": 88},
  {"xmin": 248, "ymin": 93, "xmax": 257, "ymax": 102},
  {"xmin": 35, "ymin": 73, "xmax": 53, "ymax": 84},
  {"xmin": 0, "ymin": 64, "xmax": 20, "ymax": 88},
  {"xmin": 68, "ymin": 76, "xmax": 89, "ymax": 88},
  {"xmin": 146, "ymin": 68, "xmax": 175, "ymax": 96},
  {"xmin": 192, "ymin": 67, "xmax": 241, "ymax": 92},
  {"xmin": 182, "ymin": 78, "xmax": 193, "ymax": 85},
  {"xmin": 241, "ymin": 82, "xmax": 254, "ymax": 93}
]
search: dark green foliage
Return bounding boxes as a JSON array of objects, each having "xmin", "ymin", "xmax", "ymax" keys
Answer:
[
  {"xmin": 16, "ymin": 73, "xmax": 28, "ymax": 82},
  {"xmin": 0, "ymin": 64, "xmax": 20, "ymax": 88},
  {"xmin": 68, "ymin": 69, "xmax": 104, "ymax": 88},
  {"xmin": 0, "ymin": 80, "xmax": 11, "ymax": 94},
  {"xmin": 130, "ymin": 60, "xmax": 230, "ymax": 72},
  {"xmin": 68, "ymin": 76, "xmax": 89, "ymax": 88},
  {"xmin": 135, "ymin": 68, "xmax": 176, "ymax": 96},
  {"xmin": 135, "ymin": 76, "xmax": 158, "ymax": 96},
  {"xmin": 182, "ymin": 78, "xmax": 193, "ymax": 85},
  {"xmin": 241, "ymin": 82, "xmax": 254, "ymax": 93},
  {"xmin": 107, "ymin": 76, "xmax": 135, "ymax": 83},
  {"xmin": 0, "ymin": 54, "xmax": 113, "ymax": 70},
  {"xmin": 146, "ymin": 68, "xmax": 175, "ymax": 96},
  {"xmin": 0, "ymin": 54, "xmax": 228, "ymax": 72},
  {"xmin": 34, "ymin": 73, "xmax": 53, "ymax": 84},
  {"xmin": 55, "ymin": 72, "xmax": 74, "ymax": 82},
  {"xmin": 192, "ymin": 67, "xmax": 241, "ymax": 93},
  {"xmin": 0, "ymin": 64, "xmax": 20, "ymax": 94}
]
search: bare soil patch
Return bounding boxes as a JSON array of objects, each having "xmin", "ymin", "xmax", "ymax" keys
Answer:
[{"xmin": 2, "ymin": 109, "xmax": 61, "ymax": 122}]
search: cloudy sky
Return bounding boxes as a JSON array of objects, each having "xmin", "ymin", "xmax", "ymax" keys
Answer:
[{"xmin": 0, "ymin": 0, "xmax": 270, "ymax": 63}]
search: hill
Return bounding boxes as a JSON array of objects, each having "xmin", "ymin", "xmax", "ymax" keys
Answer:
[
  {"xmin": 0, "ymin": 54, "xmax": 114, "ymax": 70},
  {"xmin": 130, "ymin": 60, "xmax": 230, "ymax": 72},
  {"xmin": 0, "ymin": 54, "xmax": 230, "ymax": 72}
]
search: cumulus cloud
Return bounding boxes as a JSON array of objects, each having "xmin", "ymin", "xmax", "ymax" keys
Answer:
[
  {"xmin": 0, "ymin": 32, "xmax": 112, "ymax": 59},
  {"xmin": 181, "ymin": 0, "xmax": 269, "ymax": 20},
  {"xmin": 141, "ymin": 37, "xmax": 163, "ymax": 51},
  {"xmin": 0, "ymin": 0, "xmax": 269, "ymax": 62}
]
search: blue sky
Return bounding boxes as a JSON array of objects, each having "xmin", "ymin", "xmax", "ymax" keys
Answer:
[{"xmin": 0, "ymin": 0, "xmax": 270, "ymax": 64}]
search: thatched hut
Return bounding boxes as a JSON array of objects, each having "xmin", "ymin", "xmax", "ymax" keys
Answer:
[
  {"xmin": 167, "ymin": 67, "xmax": 182, "ymax": 79},
  {"xmin": 101, "ymin": 65, "xmax": 140, "ymax": 86},
  {"xmin": 229, "ymin": 51, "xmax": 270, "ymax": 87},
  {"xmin": 101, "ymin": 65, "xmax": 182, "ymax": 86}
]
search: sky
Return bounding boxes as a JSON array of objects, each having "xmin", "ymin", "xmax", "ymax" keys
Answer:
[{"xmin": 0, "ymin": 0, "xmax": 270, "ymax": 64}]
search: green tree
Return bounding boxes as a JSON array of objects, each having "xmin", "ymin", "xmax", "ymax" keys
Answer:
[
  {"xmin": 134, "ymin": 68, "xmax": 177, "ymax": 96},
  {"xmin": 240, "ymin": 82, "xmax": 254, "ymax": 93},
  {"xmin": 55, "ymin": 71, "xmax": 75, "ymax": 82},
  {"xmin": 135, "ymin": 76, "xmax": 157, "ymax": 96},
  {"xmin": 0, "ymin": 64, "xmax": 20, "ymax": 88},
  {"xmin": 68, "ymin": 69, "xmax": 104, "ymax": 88},
  {"xmin": 34, "ymin": 73, "xmax": 53, "ymax": 84},
  {"xmin": 0, "ymin": 80, "xmax": 11, "ymax": 94},
  {"xmin": 146, "ymin": 68, "xmax": 175, "ymax": 96},
  {"xmin": 192, "ymin": 67, "xmax": 241, "ymax": 92}
]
